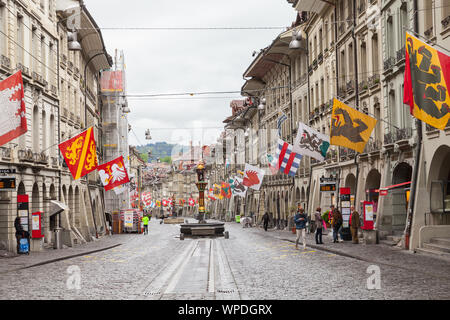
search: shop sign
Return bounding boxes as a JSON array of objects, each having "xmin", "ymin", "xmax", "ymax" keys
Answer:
[
  {"xmin": 0, "ymin": 177, "xmax": 16, "ymax": 191},
  {"xmin": 320, "ymin": 183, "xmax": 336, "ymax": 192}
]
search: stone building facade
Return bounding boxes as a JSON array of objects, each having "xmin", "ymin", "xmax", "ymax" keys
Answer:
[{"xmin": 0, "ymin": 0, "xmax": 112, "ymax": 253}]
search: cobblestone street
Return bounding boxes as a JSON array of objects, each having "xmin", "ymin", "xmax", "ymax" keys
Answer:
[{"xmin": 1, "ymin": 218, "xmax": 449, "ymax": 300}]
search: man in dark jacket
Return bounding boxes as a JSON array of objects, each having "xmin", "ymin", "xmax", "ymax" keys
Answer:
[
  {"xmin": 14, "ymin": 217, "xmax": 24, "ymax": 254},
  {"xmin": 294, "ymin": 206, "xmax": 308, "ymax": 250},
  {"xmin": 314, "ymin": 207, "xmax": 324, "ymax": 244},
  {"xmin": 262, "ymin": 212, "xmax": 270, "ymax": 231},
  {"xmin": 332, "ymin": 208, "xmax": 343, "ymax": 243}
]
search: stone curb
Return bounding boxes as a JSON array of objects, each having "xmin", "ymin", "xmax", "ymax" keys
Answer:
[
  {"xmin": 0, "ymin": 243, "xmax": 122, "ymax": 274},
  {"xmin": 276, "ymin": 236, "xmax": 450, "ymax": 281}
]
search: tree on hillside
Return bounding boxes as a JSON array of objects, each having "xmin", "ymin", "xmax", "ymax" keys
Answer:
[
  {"xmin": 140, "ymin": 153, "xmax": 148, "ymax": 163},
  {"xmin": 161, "ymin": 156, "xmax": 172, "ymax": 164}
]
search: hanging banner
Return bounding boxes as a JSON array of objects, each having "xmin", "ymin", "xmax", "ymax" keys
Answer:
[
  {"xmin": 330, "ymin": 98, "xmax": 377, "ymax": 153},
  {"xmin": 243, "ymin": 163, "xmax": 265, "ymax": 190},
  {"xmin": 293, "ymin": 122, "xmax": 330, "ymax": 162},
  {"xmin": 231, "ymin": 176, "xmax": 247, "ymax": 197},
  {"xmin": 275, "ymin": 139, "xmax": 302, "ymax": 177},
  {"xmin": 97, "ymin": 156, "xmax": 130, "ymax": 191},
  {"xmin": 0, "ymin": 71, "xmax": 27, "ymax": 147},
  {"xmin": 59, "ymin": 127, "xmax": 98, "ymax": 180},
  {"xmin": 404, "ymin": 32, "xmax": 450, "ymax": 130}
]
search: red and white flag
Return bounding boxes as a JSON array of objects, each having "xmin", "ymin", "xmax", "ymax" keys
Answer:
[
  {"xmin": 97, "ymin": 156, "xmax": 130, "ymax": 191},
  {"xmin": 0, "ymin": 71, "xmax": 27, "ymax": 147},
  {"xmin": 189, "ymin": 198, "xmax": 195, "ymax": 206}
]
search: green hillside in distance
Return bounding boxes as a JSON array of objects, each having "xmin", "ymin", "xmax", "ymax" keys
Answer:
[{"xmin": 136, "ymin": 142, "xmax": 189, "ymax": 163}]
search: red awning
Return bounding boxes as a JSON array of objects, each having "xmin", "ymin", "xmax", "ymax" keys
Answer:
[
  {"xmin": 380, "ymin": 181, "xmax": 411, "ymax": 191},
  {"xmin": 376, "ymin": 181, "xmax": 411, "ymax": 195}
]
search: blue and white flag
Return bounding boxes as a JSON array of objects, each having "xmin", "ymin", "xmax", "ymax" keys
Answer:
[
  {"xmin": 277, "ymin": 112, "xmax": 288, "ymax": 136},
  {"xmin": 275, "ymin": 139, "xmax": 302, "ymax": 177}
]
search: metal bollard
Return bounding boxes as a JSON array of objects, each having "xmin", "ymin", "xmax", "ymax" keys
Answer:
[{"xmin": 53, "ymin": 227, "xmax": 62, "ymax": 249}]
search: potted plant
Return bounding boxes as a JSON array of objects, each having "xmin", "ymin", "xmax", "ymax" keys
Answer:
[{"xmin": 322, "ymin": 210, "xmax": 331, "ymax": 228}]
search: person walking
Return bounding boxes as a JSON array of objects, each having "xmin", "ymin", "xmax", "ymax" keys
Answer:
[
  {"xmin": 142, "ymin": 215, "xmax": 149, "ymax": 235},
  {"xmin": 14, "ymin": 217, "xmax": 24, "ymax": 254},
  {"xmin": 294, "ymin": 206, "xmax": 307, "ymax": 250},
  {"xmin": 332, "ymin": 207, "xmax": 343, "ymax": 243},
  {"xmin": 262, "ymin": 212, "xmax": 270, "ymax": 231},
  {"xmin": 350, "ymin": 205, "xmax": 361, "ymax": 244},
  {"xmin": 314, "ymin": 207, "xmax": 324, "ymax": 244}
]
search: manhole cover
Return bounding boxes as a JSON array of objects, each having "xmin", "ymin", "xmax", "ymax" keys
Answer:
[
  {"xmin": 217, "ymin": 289, "xmax": 235, "ymax": 294},
  {"xmin": 143, "ymin": 291, "xmax": 161, "ymax": 296}
]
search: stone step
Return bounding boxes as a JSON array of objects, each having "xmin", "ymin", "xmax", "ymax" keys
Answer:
[
  {"xmin": 423, "ymin": 242, "xmax": 450, "ymax": 253},
  {"xmin": 430, "ymin": 237, "xmax": 450, "ymax": 247},
  {"xmin": 385, "ymin": 235, "xmax": 402, "ymax": 242},
  {"xmin": 415, "ymin": 247, "xmax": 450, "ymax": 261},
  {"xmin": 379, "ymin": 239, "xmax": 398, "ymax": 246}
]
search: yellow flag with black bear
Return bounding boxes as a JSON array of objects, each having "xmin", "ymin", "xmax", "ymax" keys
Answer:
[
  {"xmin": 404, "ymin": 32, "xmax": 450, "ymax": 130},
  {"xmin": 330, "ymin": 98, "xmax": 377, "ymax": 153}
]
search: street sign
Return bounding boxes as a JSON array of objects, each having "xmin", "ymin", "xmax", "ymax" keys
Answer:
[
  {"xmin": 0, "ymin": 177, "xmax": 16, "ymax": 191},
  {"xmin": 0, "ymin": 169, "xmax": 16, "ymax": 174},
  {"xmin": 320, "ymin": 183, "xmax": 336, "ymax": 192}
]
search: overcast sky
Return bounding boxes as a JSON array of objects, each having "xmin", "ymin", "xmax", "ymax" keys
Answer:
[{"xmin": 85, "ymin": 0, "xmax": 295, "ymax": 147}]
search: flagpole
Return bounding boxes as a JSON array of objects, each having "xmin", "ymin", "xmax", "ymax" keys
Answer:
[{"xmin": 403, "ymin": 2, "xmax": 423, "ymax": 251}]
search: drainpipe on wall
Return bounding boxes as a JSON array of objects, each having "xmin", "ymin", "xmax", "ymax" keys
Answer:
[
  {"xmin": 57, "ymin": 22, "xmax": 62, "ymax": 229},
  {"xmin": 404, "ymin": 0, "xmax": 422, "ymax": 251}
]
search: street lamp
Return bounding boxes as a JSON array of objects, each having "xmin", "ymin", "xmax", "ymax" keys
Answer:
[
  {"xmin": 258, "ymin": 97, "xmax": 266, "ymax": 110},
  {"xmin": 195, "ymin": 160, "xmax": 208, "ymax": 223},
  {"xmin": 145, "ymin": 129, "xmax": 152, "ymax": 140},
  {"xmin": 289, "ymin": 30, "xmax": 303, "ymax": 50},
  {"xmin": 68, "ymin": 31, "xmax": 82, "ymax": 51},
  {"xmin": 122, "ymin": 102, "xmax": 131, "ymax": 113}
]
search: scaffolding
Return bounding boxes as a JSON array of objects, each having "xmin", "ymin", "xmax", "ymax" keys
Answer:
[{"xmin": 100, "ymin": 50, "xmax": 130, "ymax": 213}]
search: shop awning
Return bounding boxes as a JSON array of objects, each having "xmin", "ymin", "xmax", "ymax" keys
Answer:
[
  {"xmin": 378, "ymin": 181, "xmax": 411, "ymax": 195},
  {"xmin": 50, "ymin": 200, "xmax": 69, "ymax": 216},
  {"xmin": 293, "ymin": 0, "xmax": 328, "ymax": 13}
]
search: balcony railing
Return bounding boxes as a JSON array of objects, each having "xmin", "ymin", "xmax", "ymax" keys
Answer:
[
  {"xmin": 318, "ymin": 52, "xmax": 323, "ymax": 64},
  {"xmin": 359, "ymin": 80, "xmax": 368, "ymax": 92},
  {"xmin": 37, "ymin": 152, "xmax": 49, "ymax": 164},
  {"xmin": 396, "ymin": 46, "xmax": 406, "ymax": 63},
  {"xmin": 346, "ymin": 80, "xmax": 355, "ymax": 94},
  {"xmin": 384, "ymin": 56, "xmax": 396, "ymax": 71},
  {"xmin": 424, "ymin": 27, "xmax": 434, "ymax": 39},
  {"xmin": 337, "ymin": 85, "xmax": 347, "ymax": 98},
  {"xmin": 384, "ymin": 127, "xmax": 413, "ymax": 144},
  {"xmin": 339, "ymin": 147, "xmax": 356, "ymax": 161},
  {"xmin": 51, "ymin": 156, "xmax": 58, "ymax": 167},
  {"xmin": 368, "ymin": 74, "xmax": 380, "ymax": 88},
  {"xmin": 358, "ymin": 3, "xmax": 366, "ymax": 14},
  {"xmin": 363, "ymin": 140, "xmax": 382, "ymax": 154},
  {"xmin": 1, "ymin": 55, "xmax": 11, "ymax": 69},
  {"xmin": 0, "ymin": 147, "xmax": 12, "ymax": 160},
  {"xmin": 442, "ymin": 15, "xmax": 450, "ymax": 29},
  {"xmin": 346, "ymin": 16, "xmax": 353, "ymax": 28},
  {"xmin": 18, "ymin": 149, "xmax": 34, "ymax": 162},
  {"xmin": 339, "ymin": 23, "xmax": 345, "ymax": 35}
]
